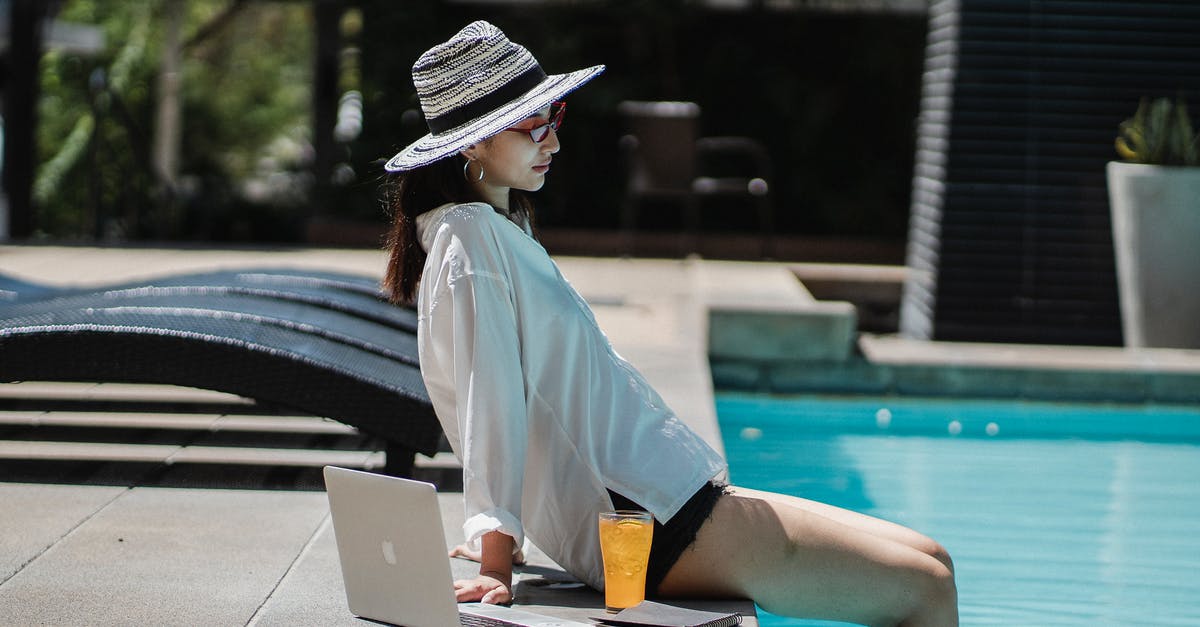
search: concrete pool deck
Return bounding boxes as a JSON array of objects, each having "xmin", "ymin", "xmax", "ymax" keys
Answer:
[
  {"xmin": 3, "ymin": 243, "xmax": 1200, "ymax": 624},
  {"xmin": 0, "ymin": 244, "xmax": 758, "ymax": 625}
]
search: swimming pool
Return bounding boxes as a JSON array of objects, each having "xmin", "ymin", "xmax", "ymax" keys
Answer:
[{"xmin": 715, "ymin": 393, "xmax": 1200, "ymax": 626}]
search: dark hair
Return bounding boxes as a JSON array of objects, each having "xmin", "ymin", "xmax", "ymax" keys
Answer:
[{"xmin": 382, "ymin": 153, "xmax": 534, "ymax": 304}]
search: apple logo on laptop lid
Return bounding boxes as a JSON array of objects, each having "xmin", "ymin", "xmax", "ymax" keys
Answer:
[{"xmin": 381, "ymin": 539, "xmax": 398, "ymax": 566}]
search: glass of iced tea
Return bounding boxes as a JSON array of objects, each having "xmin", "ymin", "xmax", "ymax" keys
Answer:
[{"xmin": 598, "ymin": 510, "xmax": 654, "ymax": 613}]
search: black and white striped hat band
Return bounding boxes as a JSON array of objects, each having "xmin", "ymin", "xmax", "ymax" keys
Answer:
[{"xmin": 385, "ymin": 20, "xmax": 604, "ymax": 172}]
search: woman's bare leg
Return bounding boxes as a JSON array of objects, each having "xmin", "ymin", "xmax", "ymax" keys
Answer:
[
  {"xmin": 656, "ymin": 486, "xmax": 957, "ymax": 627},
  {"xmin": 728, "ymin": 486, "xmax": 954, "ymax": 574}
]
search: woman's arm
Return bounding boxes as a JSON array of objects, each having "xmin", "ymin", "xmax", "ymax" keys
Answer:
[
  {"xmin": 442, "ymin": 270, "xmax": 530, "ymax": 552},
  {"xmin": 426, "ymin": 220, "xmax": 531, "ymax": 603},
  {"xmin": 453, "ymin": 531, "xmax": 515, "ymax": 604},
  {"xmin": 449, "ymin": 540, "xmax": 527, "ymax": 565}
]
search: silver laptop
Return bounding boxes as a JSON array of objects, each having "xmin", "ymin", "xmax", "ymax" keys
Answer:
[{"xmin": 322, "ymin": 466, "xmax": 590, "ymax": 627}]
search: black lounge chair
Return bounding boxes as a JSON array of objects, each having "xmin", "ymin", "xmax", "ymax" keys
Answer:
[{"xmin": 0, "ymin": 268, "xmax": 438, "ymax": 477}]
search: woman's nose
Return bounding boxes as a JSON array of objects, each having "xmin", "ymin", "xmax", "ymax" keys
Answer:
[{"xmin": 542, "ymin": 127, "xmax": 561, "ymax": 154}]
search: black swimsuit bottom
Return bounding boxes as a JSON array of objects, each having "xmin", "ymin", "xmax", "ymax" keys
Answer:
[{"xmin": 606, "ymin": 481, "xmax": 729, "ymax": 597}]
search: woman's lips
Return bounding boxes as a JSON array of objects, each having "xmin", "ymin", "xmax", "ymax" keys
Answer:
[{"xmin": 533, "ymin": 163, "xmax": 550, "ymax": 174}]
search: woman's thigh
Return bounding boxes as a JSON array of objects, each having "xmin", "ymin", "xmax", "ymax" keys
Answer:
[
  {"xmin": 655, "ymin": 487, "xmax": 956, "ymax": 625},
  {"xmin": 726, "ymin": 486, "xmax": 952, "ymax": 572}
]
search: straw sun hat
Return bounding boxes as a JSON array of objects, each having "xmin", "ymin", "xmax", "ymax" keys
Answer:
[{"xmin": 384, "ymin": 20, "xmax": 605, "ymax": 172}]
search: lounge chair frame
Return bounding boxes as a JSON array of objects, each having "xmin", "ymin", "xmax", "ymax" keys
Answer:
[{"xmin": 0, "ymin": 269, "xmax": 439, "ymax": 477}]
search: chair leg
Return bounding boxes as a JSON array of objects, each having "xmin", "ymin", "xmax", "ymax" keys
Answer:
[
  {"xmin": 757, "ymin": 195, "xmax": 775, "ymax": 259},
  {"xmin": 383, "ymin": 442, "xmax": 416, "ymax": 478},
  {"xmin": 682, "ymin": 194, "xmax": 700, "ymax": 256},
  {"xmin": 620, "ymin": 197, "xmax": 638, "ymax": 257}
]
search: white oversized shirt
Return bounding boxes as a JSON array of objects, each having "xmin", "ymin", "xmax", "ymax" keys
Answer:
[{"xmin": 414, "ymin": 202, "xmax": 727, "ymax": 590}]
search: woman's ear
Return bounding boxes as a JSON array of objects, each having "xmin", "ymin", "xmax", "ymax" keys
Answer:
[{"xmin": 460, "ymin": 146, "xmax": 477, "ymax": 160}]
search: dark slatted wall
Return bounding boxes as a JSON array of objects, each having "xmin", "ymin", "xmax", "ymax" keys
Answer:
[{"xmin": 900, "ymin": 0, "xmax": 1200, "ymax": 345}]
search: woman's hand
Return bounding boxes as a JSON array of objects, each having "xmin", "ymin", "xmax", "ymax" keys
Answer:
[
  {"xmin": 453, "ymin": 573, "xmax": 513, "ymax": 604},
  {"xmin": 452, "ymin": 531, "xmax": 518, "ymax": 604},
  {"xmin": 449, "ymin": 543, "xmax": 526, "ymax": 565}
]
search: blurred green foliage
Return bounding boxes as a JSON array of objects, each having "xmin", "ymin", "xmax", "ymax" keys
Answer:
[{"xmin": 35, "ymin": 0, "xmax": 313, "ymax": 240}]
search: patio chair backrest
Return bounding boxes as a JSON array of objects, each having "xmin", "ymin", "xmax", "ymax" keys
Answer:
[{"xmin": 617, "ymin": 100, "xmax": 701, "ymax": 194}]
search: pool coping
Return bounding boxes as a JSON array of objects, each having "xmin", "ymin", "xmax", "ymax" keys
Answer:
[{"xmin": 701, "ymin": 263, "xmax": 1200, "ymax": 404}]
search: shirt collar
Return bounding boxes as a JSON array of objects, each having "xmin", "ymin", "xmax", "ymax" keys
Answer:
[
  {"xmin": 415, "ymin": 203, "xmax": 459, "ymax": 253},
  {"xmin": 415, "ymin": 202, "xmax": 532, "ymax": 252}
]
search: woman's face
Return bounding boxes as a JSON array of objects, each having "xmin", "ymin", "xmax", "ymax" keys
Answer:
[{"xmin": 463, "ymin": 104, "xmax": 560, "ymax": 209}]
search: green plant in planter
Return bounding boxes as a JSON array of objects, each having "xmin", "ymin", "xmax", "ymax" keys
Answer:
[{"xmin": 1115, "ymin": 97, "xmax": 1200, "ymax": 166}]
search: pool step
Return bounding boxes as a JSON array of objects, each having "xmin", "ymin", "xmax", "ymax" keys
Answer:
[
  {"xmin": 0, "ymin": 439, "xmax": 459, "ymax": 471},
  {"xmin": 0, "ymin": 410, "xmax": 360, "ymax": 434},
  {"xmin": 0, "ymin": 381, "xmax": 261, "ymax": 413},
  {"xmin": 0, "ymin": 382, "xmax": 460, "ymax": 489},
  {"xmin": 0, "ymin": 440, "xmax": 388, "ymax": 468}
]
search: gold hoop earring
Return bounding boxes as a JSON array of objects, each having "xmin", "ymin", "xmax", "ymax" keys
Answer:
[{"xmin": 463, "ymin": 159, "xmax": 484, "ymax": 182}]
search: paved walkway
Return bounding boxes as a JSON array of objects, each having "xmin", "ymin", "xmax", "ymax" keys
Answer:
[{"xmin": 0, "ymin": 245, "xmax": 759, "ymax": 625}]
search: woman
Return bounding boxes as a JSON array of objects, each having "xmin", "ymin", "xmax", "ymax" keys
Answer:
[{"xmin": 382, "ymin": 21, "xmax": 957, "ymax": 627}]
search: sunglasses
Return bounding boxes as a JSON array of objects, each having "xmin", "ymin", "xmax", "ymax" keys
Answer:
[{"xmin": 503, "ymin": 101, "xmax": 566, "ymax": 143}]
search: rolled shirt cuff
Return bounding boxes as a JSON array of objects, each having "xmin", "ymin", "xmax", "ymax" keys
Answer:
[{"xmin": 463, "ymin": 507, "xmax": 525, "ymax": 556}]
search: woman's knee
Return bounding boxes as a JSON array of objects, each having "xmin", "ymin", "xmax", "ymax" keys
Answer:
[
  {"xmin": 905, "ymin": 552, "xmax": 958, "ymax": 625},
  {"xmin": 921, "ymin": 538, "xmax": 955, "ymax": 575},
  {"xmin": 925, "ymin": 557, "xmax": 957, "ymax": 600}
]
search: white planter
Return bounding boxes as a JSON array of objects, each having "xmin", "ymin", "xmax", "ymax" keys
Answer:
[{"xmin": 1106, "ymin": 161, "xmax": 1200, "ymax": 348}]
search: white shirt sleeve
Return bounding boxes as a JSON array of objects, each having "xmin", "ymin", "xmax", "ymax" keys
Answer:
[{"xmin": 432, "ymin": 268, "xmax": 529, "ymax": 553}]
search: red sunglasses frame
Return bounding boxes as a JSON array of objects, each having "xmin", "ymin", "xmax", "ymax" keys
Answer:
[{"xmin": 503, "ymin": 101, "xmax": 566, "ymax": 143}]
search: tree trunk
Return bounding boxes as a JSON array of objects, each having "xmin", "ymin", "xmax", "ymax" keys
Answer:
[{"xmin": 154, "ymin": 0, "xmax": 184, "ymax": 188}]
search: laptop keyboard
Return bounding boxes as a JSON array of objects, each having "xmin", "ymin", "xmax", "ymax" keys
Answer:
[
  {"xmin": 460, "ymin": 612, "xmax": 523, "ymax": 627},
  {"xmin": 458, "ymin": 603, "xmax": 589, "ymax": 626}
]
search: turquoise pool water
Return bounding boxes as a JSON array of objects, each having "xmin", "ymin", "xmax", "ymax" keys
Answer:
[{"xmin": 715, "ymin": 394, "xmax": 1200, "ymax": 626}]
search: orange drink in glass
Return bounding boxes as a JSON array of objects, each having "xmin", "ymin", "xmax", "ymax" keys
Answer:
[{"xmin": 598, "ymin": 510, "xmax": 654, "ymax": 613}]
